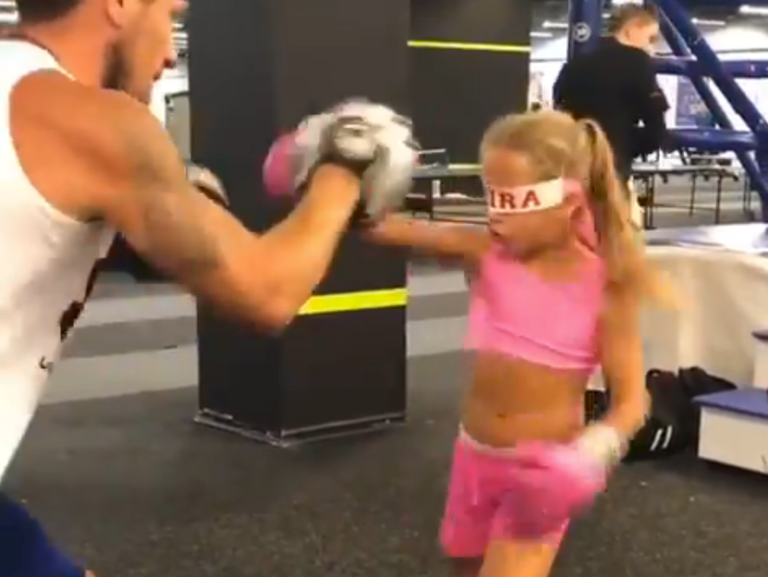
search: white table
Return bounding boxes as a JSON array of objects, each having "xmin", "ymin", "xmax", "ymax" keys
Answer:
[
  {"xmin": 588, "ymin": 223, "xmax": 768, "ymax": 392},
  {"xmin": 641, "ymin": 223, "xmax": 768, "ymax": 387}
]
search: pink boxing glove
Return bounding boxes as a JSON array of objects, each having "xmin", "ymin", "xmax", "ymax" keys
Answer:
[
  {"xmin": 262, "ymin": 101, "xmax": 418, "ymax": 221},
  {"xmin": 502, "ymin": 425, "xmax": 623, "ymax": 539},
  {"xmin": 263, "ymin": 132, "xmax": 298, "ymax": 198}
]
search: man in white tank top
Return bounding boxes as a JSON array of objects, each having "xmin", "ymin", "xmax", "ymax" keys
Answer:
[{"xmin": 0, "ymin": 1, "xmax": 417, "ymax": 575}]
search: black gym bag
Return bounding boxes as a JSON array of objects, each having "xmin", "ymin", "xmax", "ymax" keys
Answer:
[
  {"xmin": 628, "ymin": 369, "xmax": 692, "ymax": 460},
  {"xmin": 585, "ymin": 367, "xmax": 737, "ymax": 461},
  {"xmin": 676, "ymin": 366, "xmax": 739, "ymax": 443}
]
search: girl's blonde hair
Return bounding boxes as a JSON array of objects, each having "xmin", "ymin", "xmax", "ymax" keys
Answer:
[{"xmin": 481, "ymin": 110, "xmax": 672, "ymax": 304}]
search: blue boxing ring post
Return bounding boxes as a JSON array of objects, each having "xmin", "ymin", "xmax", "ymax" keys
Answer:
[
  {"xmin": 566, "ymin": 0, "xmax": 768, "ymax": 221},
  {"xmin": 567, "ymin": 0, "xmax": 602, "ymax": 59}
]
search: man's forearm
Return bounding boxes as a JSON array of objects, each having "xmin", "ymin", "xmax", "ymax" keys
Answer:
[
  {"xmin": 140, "ymin": 164, "xmax": 361, "ymax": 331},
  {"xmin": 256, "ymin": 164, "xmax": 360, "ymax": 323}
]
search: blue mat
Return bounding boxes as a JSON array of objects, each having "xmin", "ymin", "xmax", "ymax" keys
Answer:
[{"xmin": 695, "ymin": 388, "xmax": 768, "ymax": 419}]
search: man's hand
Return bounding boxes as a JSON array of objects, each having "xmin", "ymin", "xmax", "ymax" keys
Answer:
[{"xmin": 287, "ymin": 100, "xmax": 419, "ymax": 222}]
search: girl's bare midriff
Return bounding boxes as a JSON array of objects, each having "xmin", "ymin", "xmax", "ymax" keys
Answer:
[{"xmin": 461, "ymin": 351, "xmax": 590, "ymax": 447}]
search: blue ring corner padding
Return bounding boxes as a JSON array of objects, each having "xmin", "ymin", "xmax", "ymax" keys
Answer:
[
  {"xmin": 0, "ymin": 493, "xmax": 84, "ymax": 577},
  {"xmin": 694, "ymin": 389, "xmax": 768, "ymax": 420}
]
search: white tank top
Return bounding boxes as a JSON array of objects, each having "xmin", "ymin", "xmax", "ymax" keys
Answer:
[{"xmin": 0, "ymin": 40, "xmax": 115, "ymax": 480}]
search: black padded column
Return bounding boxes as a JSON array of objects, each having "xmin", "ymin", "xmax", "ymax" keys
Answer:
[
  {"xmin": 188, "ymin": 0, "xmax": 410, "ymax": 446},
  {"xmin": 410, "ymin": 0, "xmax": 533, "ymax": 163}
]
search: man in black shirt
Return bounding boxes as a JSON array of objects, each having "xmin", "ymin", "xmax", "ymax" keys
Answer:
[{"xmin": 554, "ymin": 5, "xmax": 669, "ymax": 224}]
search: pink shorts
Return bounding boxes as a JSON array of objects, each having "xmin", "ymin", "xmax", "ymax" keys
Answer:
[{"xmin": 439, "ymin": 431, "xmax": 570, "ymax": 558}]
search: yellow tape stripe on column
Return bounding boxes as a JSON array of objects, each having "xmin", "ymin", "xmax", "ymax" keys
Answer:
[
  {"xmin": 447, "ymin": 164, "xmax": 481, "ymax": 170},
  {"xmin": 298, "ymin": 288, "xmax": 408, "ymax": 316},
  {"xmin": 408, "ymin": 40, "xmax": 530, "ymax": 53}
]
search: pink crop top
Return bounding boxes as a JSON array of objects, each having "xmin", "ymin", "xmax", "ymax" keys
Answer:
[{"xmin": 465, "ymin": 225, "xmax": 606, "ymax": 371}]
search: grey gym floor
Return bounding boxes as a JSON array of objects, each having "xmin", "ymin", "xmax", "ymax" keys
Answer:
[{"xmin": 5, "ymin": 177, "xmax": 768, "ymax": 577}]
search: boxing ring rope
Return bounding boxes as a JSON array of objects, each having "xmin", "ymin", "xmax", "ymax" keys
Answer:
[{"xmin": 569, "ymin": 0, "xmax": 768, "ymax": 221}]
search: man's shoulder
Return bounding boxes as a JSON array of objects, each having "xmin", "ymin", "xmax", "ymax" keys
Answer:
[
  {"xmin": 13, "ymin": 71, "xmax": 150, "ymax": 142},
  {"xmin": 554, "ymin": 58, "xmax": 577, "ymax": 86},
  {"xmin": 10, "ymin": 72, "xmax": 166, "ymax": 219},
  {"xmin": 12, "ymin": 72, "xmax": 162, "ymax": 175}
]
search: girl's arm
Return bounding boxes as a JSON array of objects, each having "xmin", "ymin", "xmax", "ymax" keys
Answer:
[
  {"xmin": 566, "ymin": 287, "xmax": 649, "ymax": 469},
  {"xmin": 598, "ymin": 287, "xmax": 650, "ymax": 441},
  {"xmin": 364, "ymin": 214, "xmax": 490, "ymax": 262}
]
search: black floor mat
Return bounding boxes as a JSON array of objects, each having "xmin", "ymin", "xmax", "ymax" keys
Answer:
[{"xmin": 5, "ymin": 352, "xmax": 768, "ymax": 577}]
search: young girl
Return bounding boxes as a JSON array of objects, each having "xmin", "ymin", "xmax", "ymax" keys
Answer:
[{"xmin": 366, "ymin": 110, "xmax": 668, "ymax": 577}]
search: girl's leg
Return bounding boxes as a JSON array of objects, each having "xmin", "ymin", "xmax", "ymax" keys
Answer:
[
  {"xmin": 449, "ymin": 520, "xmax": 567, "ymax": 577},
  {"xmin": 476, "ymin": 514, "xmax": 569, "ymax": 577},
  {"xmin": 451, "ymin": 557, "xmax": 484, "ymax": 577},
  {"xmin": 478, "ymin": 537, "xmax": 562, "ymax": 577},
  {"xmin": 441, "ymin": 438, "xmax": 494, "ymax": 577}
]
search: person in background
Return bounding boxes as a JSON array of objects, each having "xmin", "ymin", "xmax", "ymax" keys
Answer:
[{"xmin": 553, "ymin": 4, "xmax": 670, "ymax": 229}]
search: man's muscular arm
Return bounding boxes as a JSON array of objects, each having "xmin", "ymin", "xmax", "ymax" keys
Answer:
[
  {"xmin": 13, "ymin": 73, "xmax": 360, "ymax": 329},
  {"xmin": 107, "ymin": 112, "xmax": 359, "ymax": 328}
]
